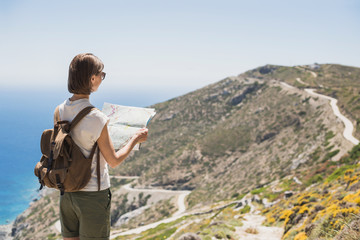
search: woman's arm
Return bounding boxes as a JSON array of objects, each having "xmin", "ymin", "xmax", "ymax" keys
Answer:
[{"xmin": 97, "ymin": 124, "xmax": 148, "ymax": 168}]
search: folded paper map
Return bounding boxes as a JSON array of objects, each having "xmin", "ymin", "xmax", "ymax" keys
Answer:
[{"xmin": 102, "ymin": 102, "xmax": 156, "ymax": 150}]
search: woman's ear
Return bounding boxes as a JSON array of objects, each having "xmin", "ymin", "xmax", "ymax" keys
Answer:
[
  {"xmin": 90, "ymin": 75, "xmax": 96, "ymax": 91},
  {"xmin": 90, "ymin": 75, "xmax": 96, "ymax": 84}
]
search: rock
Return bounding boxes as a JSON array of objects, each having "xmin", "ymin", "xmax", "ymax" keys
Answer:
[
  {"xmin": 229, "ymin": 84, "xmax": 261, "ymax": 106},
  {"xmin": 293, "ymin": 177, "xmax": 303, "ymax": 185},
  {"xmin": 222, "ymin": 90, "xmax": 230, "ymax": 96},
  {"xmin": 256, "ymin": 131, "xmax": 277, "ymax": 143},
  {"xmin": 263, "ymin": 198, "xmax": 280, "ymax": 208},
  {"xmin": 284, "ymin": 191, "xmax": 294, "ymax": 199},
  {"xmin": 178, "ymin": 233, "xmax": 201, "ymax": 240},
  {"xmin": 252, "ymin": 195, "xmax": 262, "ymax": 204},
  {"xmin": 259, "ymin": 65, "xmax": 278, "ymax": 74},
  {"xmin": 204, "ymin": 93, "xmax": 220, "ymax": 102},
  {"xmin": 159, "ymin": 112, "xmax": 177, "ymax": 121},
  {"xmin": 235, "ymin": 202, "xmax": 243, "ymax": 208},
  {"xmin": 0, "ymin": 223, "xmax": 13, "ymax": 240},
  {"xmin": 11, "ymin": 222, "xmax": 28, "ymax": 237},
  {"xmin": 230, "ymin": 93, "xmax": 246, "ymax": 106},
  {"xmin": 313, "ymin": 205, "xmax": 325, "ymax": 212}
]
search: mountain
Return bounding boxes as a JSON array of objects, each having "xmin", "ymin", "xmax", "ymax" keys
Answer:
[
  {"xmin": 10, "ymin": 63, "xmax": 360, "ymax": 239},
  {"xmin": 112, "ymin": 63, "xmax": 358, "ymax": 208}
]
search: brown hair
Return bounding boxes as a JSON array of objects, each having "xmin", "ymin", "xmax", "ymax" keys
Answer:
[{"xmin": 68, "ymin": 53, "xmax": 104, "ymax": 94}]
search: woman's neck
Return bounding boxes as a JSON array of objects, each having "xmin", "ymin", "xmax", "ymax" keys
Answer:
[{"xmin": 69, "ymin": 94, "xmax": 90, "ymax": 101}]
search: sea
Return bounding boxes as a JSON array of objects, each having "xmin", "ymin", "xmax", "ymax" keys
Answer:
[{"xmin": 0, "ymin": 86, "xmax": 180, "ymax": 225}]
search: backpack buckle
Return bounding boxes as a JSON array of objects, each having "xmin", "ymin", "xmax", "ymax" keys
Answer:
[{"xmin": 55, "ymin": 174, "xmax": 65, "ymax": 195}]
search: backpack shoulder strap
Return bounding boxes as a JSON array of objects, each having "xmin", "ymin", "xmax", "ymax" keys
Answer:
[
  {"xmin": 96, "ymin": 146, "xmax": 101, "ymax": 191},
  {"xmin": 53, "ymin": 106, "xmax": 60, "ymax": 125},
  {"xmin": 69, "ymin": 106, "xmax": 96, "ymax": 131}
]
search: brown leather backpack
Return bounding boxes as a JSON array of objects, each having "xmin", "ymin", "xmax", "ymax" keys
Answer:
[{"xmin": 34, "ymin": 106, "xmax": 101, "ymax": 195}]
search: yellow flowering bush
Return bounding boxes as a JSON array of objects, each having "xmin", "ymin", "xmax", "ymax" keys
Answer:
[
  {"xmin": 294, "ymin": 232, "xmax": 307, "ymax": 240},
  {"xmin": 279, "ymin": 209, "xmax": 293, "ymax": 221},
  {"xmin": 343, "ymin": 190, "xmax": 360, "ymax": 205},
  {"xmin": 299, "ymin": 206, "xmax": 309, "ymax": 214}
]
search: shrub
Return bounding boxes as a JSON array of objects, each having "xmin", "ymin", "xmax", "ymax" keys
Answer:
[
  {"xmin": 294, "ymin": 231, "xmax": 307, "ymax": 240},
  {"xmin": 322, "ymin": 149, "xmax": 340, "ymax": 162},
  {"xmin": 306, "ymin": 174, "xmax": 323, "ymax": 186},
  {"xmin": 239, "ymin": 205, "xmax": 251, "ymax": 214},
  {"xmin": 326, "ymin": 165, "xmax": 357, "ymax": 183},
  {"xmin": 251, "ymin": 187, "xmax": 266, "ymax": 195}
]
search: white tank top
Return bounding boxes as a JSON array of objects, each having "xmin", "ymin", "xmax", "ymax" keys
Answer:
[{"xmin": 58, "ymin": 98, "xmax": 110, "ymax": 191}]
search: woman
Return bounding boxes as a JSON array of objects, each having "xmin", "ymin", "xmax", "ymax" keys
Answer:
[{"xmin": 59, "ymin": 53, "xmax": 148, "ymax": 240}]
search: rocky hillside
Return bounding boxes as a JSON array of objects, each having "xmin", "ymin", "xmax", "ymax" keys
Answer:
[
  {"xmin": 111, "ymin": 144, "xmax": 360, "ymax": 240},
  {"xmin": 113, "ymin": 64, "xmax": 357, "ymax": 209},
  {"xmin": 248, "ymin": 64, "xmax": 360, "ymax": 137},
  {"xmin": 261, "ymin": 144, "xmax": 360, "ymax": 240}
]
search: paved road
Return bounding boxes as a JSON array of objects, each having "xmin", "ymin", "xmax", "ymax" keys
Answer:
[
  {"xmin": 110, "ymin": 185, "xmax": 190, "ymax": 239},
  {"xmin": 280, "ymin": 81, "xmax": 359, "ymax": 145},
  {"xmin": 305, "ymin": 89, "xmax": 359, "ymax": 145},
  {"xmin": 121, "ymin": 183, "xmax": 191, "ymax": 217}
]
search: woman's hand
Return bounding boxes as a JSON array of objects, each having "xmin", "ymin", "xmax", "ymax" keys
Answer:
[
  {"xmin": 98, "ymin": 125, "xmax": 149, "ymax": 168},
  {"xmin": 133, "ymin": 128, "xmax": 148, "ymax": 144}
]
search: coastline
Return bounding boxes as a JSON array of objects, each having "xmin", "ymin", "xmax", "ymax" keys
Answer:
[
  {"xmin": 0, "ymin": 223, "xmax": 13, "ymax": 240},
  {"xmin": 0, "ymin": 187, "xmax": 56, "ymax": 240}
]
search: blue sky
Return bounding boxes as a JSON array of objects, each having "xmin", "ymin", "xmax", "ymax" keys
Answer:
[{"xmin": 1, "ymin": 0, "xmax": 359, "ymax": 104}]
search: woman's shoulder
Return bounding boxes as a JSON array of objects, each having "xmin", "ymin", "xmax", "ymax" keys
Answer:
[
  {"xmin": 89, "ymin": 107, "xmax": 107, "ymax": 117},
  {"xmin": 87, "ymin": 108, "xmax": 109, "ymax": 125}
]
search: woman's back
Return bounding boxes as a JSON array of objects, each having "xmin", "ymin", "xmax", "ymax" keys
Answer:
[{"xmin": 58, "ymin": 98, "xmax": 110, "ymax": 191}]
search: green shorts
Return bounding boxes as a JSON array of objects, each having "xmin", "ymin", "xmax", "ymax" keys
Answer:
[{"xmin": 60, "ymin": 188, "xmax": 112, "ymax": 240}]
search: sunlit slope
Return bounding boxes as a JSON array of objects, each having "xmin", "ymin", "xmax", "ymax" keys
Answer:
[{"xmin": 112, "ymin": 64, "xmax": 358, "ymax": 208}]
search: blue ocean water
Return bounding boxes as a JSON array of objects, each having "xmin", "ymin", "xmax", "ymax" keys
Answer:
[
  {"xmin": 0, "ymin": 89, "xmax": 61, "ymax": 225},
  {"xmin": 0, "ymin": 100, "xmax": 41, "ymax": 223},
  {"xmin": 0, "ymin": 86, "xmax": 180, "ymax": 225}
]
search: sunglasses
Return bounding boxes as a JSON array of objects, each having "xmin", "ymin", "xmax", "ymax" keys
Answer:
[{"xmin": 100, "ymin": 72, "xmax": 106, "ymax": 81}]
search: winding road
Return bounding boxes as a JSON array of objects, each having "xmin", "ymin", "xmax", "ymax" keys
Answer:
[
  {"xmin": 110, "ymin": 184, "xmax": 190, "ymax": 239},
  {"xmin": 280, "ymin": 81, "xmax": 359, "ymax": 146},
  {"xmin": 305, "ymin": 89, "xmax": 359, "ymax": 145},
  {"xmin": 121, "ymin": 183, "xmax": 190, "ymax": 217}
]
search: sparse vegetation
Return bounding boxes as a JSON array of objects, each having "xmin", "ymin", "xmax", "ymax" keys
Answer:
[{"xmin": 263, "ymin": 144, "xmax": 360, "ymax": 239}]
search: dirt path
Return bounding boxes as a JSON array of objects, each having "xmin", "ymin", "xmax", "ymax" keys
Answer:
[{"xmin": 235, "ymin": 214, "xmax": 283, "ymax": 240}]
